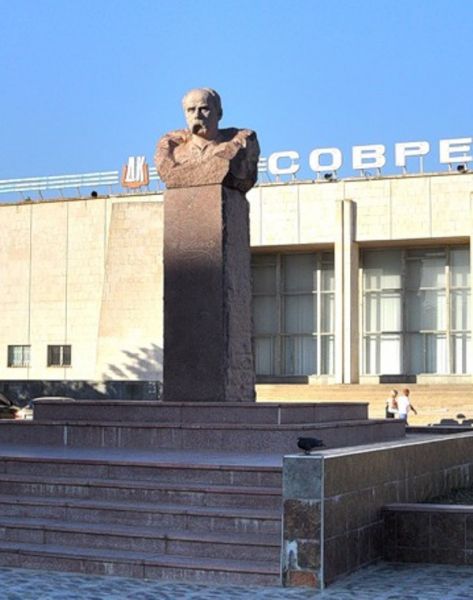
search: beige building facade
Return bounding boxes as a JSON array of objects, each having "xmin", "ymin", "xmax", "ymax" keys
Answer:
[{"xmin": 0, "ymin": 171, "xmax": 472, "ymax": 400}]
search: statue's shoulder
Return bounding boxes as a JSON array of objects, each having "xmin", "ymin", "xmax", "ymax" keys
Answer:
[
  {"xmin": 219, "ymin": 128, "xmax": 257, "ymax": 143},
  {"xmin": 158, "ymin": 128, "xmax": 191, "ymax": 148}
]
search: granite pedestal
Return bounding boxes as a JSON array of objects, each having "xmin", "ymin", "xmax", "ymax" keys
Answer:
[{"xmin": 164, "ymin": 185, "xmax": 254, "ymax": 403}]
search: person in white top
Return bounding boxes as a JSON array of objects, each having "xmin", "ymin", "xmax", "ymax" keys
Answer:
[
  {"xmin": 385, "ymin": 389, "xmax": 398, "ymax": 418},
  {"xmin": 396, "ymin": 388, "xmax": 418, "ymax": 423}
]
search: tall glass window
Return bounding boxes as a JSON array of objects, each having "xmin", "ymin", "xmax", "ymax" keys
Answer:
[
  {"xmin": 362, "ymin": 246, "xmax": 470, "ymax": 376},
  {"xmin": 451, "ymin": 248, "xmax": 471, "ymax": 373},
  {"xmin": 252, "ymin": 255, "xmax": 278, "ymax": 375},
  {"xmin": 252, "ymin": 252, "xmax": 334, "ymax": 376},
  {"xmin": 363, "ymin": 250, "xmax": 402, "ymax": 374}
]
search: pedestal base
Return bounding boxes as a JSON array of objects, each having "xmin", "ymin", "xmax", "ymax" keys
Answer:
[{"xmin": 17, "ymin": 399, "xmax": 407, "ymax": 453}]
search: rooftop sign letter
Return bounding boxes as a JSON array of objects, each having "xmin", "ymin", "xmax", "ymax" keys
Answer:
[
  {"xmin": 395, "ymin": 141, "xmax": 430, "ymax": 168},
  {"xmin": 439, "ymin": 137, "xmax": 473, "ymax": 165},
  {"xmin": 309, "ymin": 148, "xmax": 343, "ymax": 172},
  {"xmin": 268, "ymin": 151, "xmax": 300, "ymax": 176},
  {"xmin": 352, "ymin": 145, "xmax": 386, "ymax": 170}
]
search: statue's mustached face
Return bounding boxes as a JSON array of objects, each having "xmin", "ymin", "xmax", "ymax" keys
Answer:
[
  {"xmin": 192, "ymin": 122, "xmax": 207, "ymax": 135},
  {"xmin": 183, "ymin": 90, "xmax": 220, "ymax": 141}
]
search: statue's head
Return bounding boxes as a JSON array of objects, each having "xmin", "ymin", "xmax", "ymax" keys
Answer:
[{"xmin": 182, "ymin": 88, "xmax": 222, "ymax": 141}]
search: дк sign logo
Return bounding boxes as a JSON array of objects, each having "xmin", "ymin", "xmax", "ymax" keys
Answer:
[{"xmin": 121, "ymin": 156, "xmax": 150, "ymax": 189}]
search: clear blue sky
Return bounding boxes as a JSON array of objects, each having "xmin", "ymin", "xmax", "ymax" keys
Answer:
[{"xmin": 1, "ymin": 0, "xmax": 472, "ymax": 184}]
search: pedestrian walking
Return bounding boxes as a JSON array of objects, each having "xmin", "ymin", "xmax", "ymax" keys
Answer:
[{"xmin": 396, "ymin": 388, "xmax": 418, "ymax": 423}]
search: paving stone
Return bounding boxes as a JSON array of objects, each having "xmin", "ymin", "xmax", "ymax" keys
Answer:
[{"xmin": 1, "ymin": 562, "xmax": 473, "ymax": 598}]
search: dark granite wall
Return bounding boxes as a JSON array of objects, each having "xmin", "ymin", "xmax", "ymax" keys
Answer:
[
  {"xmin": 383, "ymin": 504, "xmax": 473, "ymax": 565},
  {"xmin": 282, "ymin": 433, "xmax": 473, "ymax": 588}
]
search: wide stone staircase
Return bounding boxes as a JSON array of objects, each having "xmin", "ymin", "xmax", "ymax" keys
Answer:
[
  {"xmin": 0, "ymin": 399, "xmax": 404, "ymax": 583},
  {"xmin": 0, "ymin": 445, "xmax": 282, "ymax": 584}
]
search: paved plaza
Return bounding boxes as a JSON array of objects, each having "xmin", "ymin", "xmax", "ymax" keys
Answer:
[{"xmin": 2, "ymin": 562, "xmax": 473, "ymax": 599}]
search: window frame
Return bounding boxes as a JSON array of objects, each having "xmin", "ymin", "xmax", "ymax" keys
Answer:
[
  {"xmin": 7, "ymin": 345, "xmax": 31, "ymax": 368},
  {"xmin": 47, "ymin": 344, "xmax": 72, "ymax": 368},
  {"xmin": 252, "ymin": 251, "xmax": 335, "ymax": 377},
  {"xmin": 361, "ymin": 245, "xmax": 470, "ymax": 376}
]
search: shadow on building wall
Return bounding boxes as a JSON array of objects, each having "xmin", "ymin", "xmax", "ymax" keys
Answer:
[{"xmin": 102, "ymin": 343, "xmax": 163, "ymax": 400}]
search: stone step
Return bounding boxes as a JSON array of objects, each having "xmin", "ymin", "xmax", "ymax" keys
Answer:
[
  {"xmin": 0, "ymin": 494, "xmax": 281, "ymax": 534},
  {"xmin": 0, "ymin": 516, "xmax": 280, "ymax": 562},
  {"xmin": 0, "ymin": 454, "xmax": 282, "ymax": 487},
  {"xmin": 33, "ymin": 399, "xmax": 368, "ymax": 424},
  {"xmin": 0, "ymin": 444, "xmax": 283, "ymax": 585},
  {"xmin": 0, "ymin": 474, "xmax": 282, "ymax": 510},
  {"xmin": 0, "ymin": 418, "xmax": 404, "ymax": 452},
  {"xmin": 0, "ymin": 540, "xmax": 280, "ymax": 585}
]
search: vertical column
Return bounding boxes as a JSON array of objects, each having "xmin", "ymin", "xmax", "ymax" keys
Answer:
[
  {"xmin": 163, "ymin": 184, "xmax": 255, "ymax": 402},
  {"xmin": 282, "ymin": 455, "xmax": 324, "ymax": 588},
  {"xmin": 470, "ymin": 235, "xmax": 473, "ymax": 379},
  {"xmin": 334, "ymin": 199, "xmax": 359, "ymax": 384},
  {"xmin": 334, "ymin": 201, "xmax": 344, "ymax": 384},
  {"xmin": 343, "ymin": 200, "xmax": 359, "ymax": 384}
]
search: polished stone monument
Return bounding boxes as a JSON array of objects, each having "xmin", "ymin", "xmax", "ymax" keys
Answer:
[
  {"xmin": 0, "ymin": 88, "xmax": 407, "ymax": 586},
  {"xmin": 155, "ymin": 88, "xmax": 260, "ymax": 402}
]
